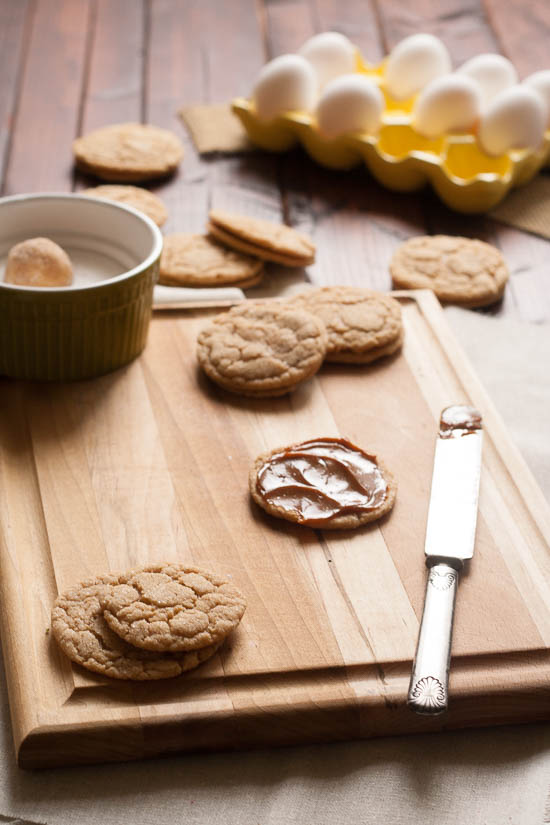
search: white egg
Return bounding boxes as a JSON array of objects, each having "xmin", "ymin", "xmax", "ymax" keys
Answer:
[
  {"xmin": 478, "ymin": 86, "xmax": 547, "ymax": 156},
  {"xmin": 523, "ymin": 70, "xmax": 550, "ymax": 126},
  {"xmin": 413, "ymin": 75, "xmax": 481, "ymax": 138},
  {"xmin": 457, "ymin": 54, "xmax": 517, "ymax": 108},
  {"xmin": 315, "ymin": 74, "xmax": 384, "ymax": 138},
  {"xmin": 252, "ymin": 54, "xmax": 317, "ymax": 121},
  {"xmin": 299, "ymin": 31, "xmax": 357, "ymax": 89},
  {"xmin": 384, "ymin": 33, "xmax": 452, "ymax": 100}
]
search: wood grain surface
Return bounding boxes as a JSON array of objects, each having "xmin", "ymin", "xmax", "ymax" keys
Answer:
[
  {"xmin": 0, "ymin": 291, "xmax": 549, "ymax": 769},
  {"xmin": 2, "ymin": 0, "xmax": 548, "ymax": 318},
  {"xmin": 1, "ymin": 0, "xmax": 550, "ymax": 768}
]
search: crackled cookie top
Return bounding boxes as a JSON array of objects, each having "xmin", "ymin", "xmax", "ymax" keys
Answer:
[
  {"xmin": 100, "ymin": 565, "xmax": 247, "ymax": 652},
  {"xmin": 82, "ymin": 185, "xmax": 168, "ymax": 226},
  {"xmin": 196, "ymin": 301, "xmax": 328, "ymax": 397},
  {"xmin": 73, "ymin": 123, "xmax": 183, "ymax": 182},
  {"xmin": 208, "ymin": 210, "xmax": 315, "ymax": 266},
  {"xmin": 250, "ymin": 437, "xmax": 396, "ymax": 529},
  {"xmin": 159, "ymin": 233, "xmax": 263, "ymax": 287},
  {"xmin": 390, "ymin": 235, "xmax": 509, "ymax": 307},
  {"xmin": 51, "ymin": 574, "xmax": 221, "ymax": 680},
  {"xmin": 290, "ymin": 287, "xmax": 403, "ymax": 363}
]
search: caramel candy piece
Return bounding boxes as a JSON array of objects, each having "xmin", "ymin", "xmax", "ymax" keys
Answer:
[{"xmin": 4, "ymin": 237, "xmax": 73, "ymax": 287}]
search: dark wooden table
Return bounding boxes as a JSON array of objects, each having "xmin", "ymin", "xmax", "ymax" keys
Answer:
[{"xmin": 1, "ymin": 0, "xmax": 549, "ymax": 323}]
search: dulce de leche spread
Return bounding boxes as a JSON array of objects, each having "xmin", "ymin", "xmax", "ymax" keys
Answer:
[
  {"xmin": 254, "ymin": 437, "xmax": 389, "ymax": 526},
  {"xmin": 439, "ymin": 405, "xmax": 482, "ymax": 439}
]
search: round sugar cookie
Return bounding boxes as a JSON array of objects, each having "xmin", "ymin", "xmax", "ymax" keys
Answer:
[
  {"xmin": 159, "ymin": 233, "xmax": 263, "ymax": 287},
  {"xmin": 82, "ymin": 185, "xmax": 168, "ymax": 226},
  {"xmin": 73, "ymin": 122, "xmax": 183, "ymax": 182},
  {"xmin": 51, "ymin": 574, "xmax": 221, "ymax": 681},
  {"xmin": 196, "ymin": 301, "xmax": 328, "ymax": 397},
  {"xmin": 390, "ymin": 235, "xmax": 509, "ymax": 308},
  {"xmin": 290, "ymin": 286, "xmax": 403, "ymax": 363},
  {"xmin": 208, "ymin": 210, "xmax": 316, "ymax": 267},
  {"xmin": 4, "ymin": 237, "xmax": 73, "ymax": 287},
  {"xmin": 250, "ymin": 437, "xmax": 396, "ymax": 529},
  {"xmin": 100, "ymin": 564, "xmax": 247, "ymax": 652}
]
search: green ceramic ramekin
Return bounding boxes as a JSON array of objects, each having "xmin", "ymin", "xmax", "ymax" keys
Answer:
[{"xmin": 0, "ymin": 193, "xmax": 163, "ymax": 381}]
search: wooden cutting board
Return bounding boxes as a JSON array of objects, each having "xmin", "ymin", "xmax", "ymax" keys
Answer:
[{"xmin": 1, "ymin": 290, "xmax": 549, "ymax": 769}]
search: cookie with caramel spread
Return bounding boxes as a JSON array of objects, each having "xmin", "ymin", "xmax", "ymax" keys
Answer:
[
  {"xmin": 390, "ymin": 235, "xmax": 509, "ymax": 308},
  {"xmin": 290, "ymin": 286, "xmax": 403, "ymax": 363},
  {"xmin": 196, "ymin": 301, "xmax": 328, "ymax": 397},
  {"xmin": 250, "ymin": 437, "xmax": 396, "ymax": 529}
]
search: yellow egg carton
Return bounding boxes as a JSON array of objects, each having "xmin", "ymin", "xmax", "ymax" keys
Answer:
[{"xmin": 232, "ymin": 59, "xmax": 550, "ymax": 214}]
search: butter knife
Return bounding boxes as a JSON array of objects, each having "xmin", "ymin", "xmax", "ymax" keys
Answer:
[{"xmin": 407, "ymin": 404, "xmax": 483, "ymax": 715}]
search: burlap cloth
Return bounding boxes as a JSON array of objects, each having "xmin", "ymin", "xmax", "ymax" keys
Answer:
[{"xmin": 0, "ymin": 307, "xmax": 548, "ymax": 825}]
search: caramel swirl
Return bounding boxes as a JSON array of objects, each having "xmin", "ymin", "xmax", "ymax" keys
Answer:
[{"xmin": 255, "ymin": 437, "xmax": 388, "ymax": 526}]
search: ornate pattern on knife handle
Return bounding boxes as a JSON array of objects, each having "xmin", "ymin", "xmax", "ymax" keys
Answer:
[
  {"xmin": 407, "ymin": 405, "xmax": 483, "ymax": 716},
  {"xmin": 408, "ymin": 561, "xmax": 460, "ymax": 714}
]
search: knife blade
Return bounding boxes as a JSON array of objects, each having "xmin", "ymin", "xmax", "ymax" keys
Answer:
[{"xmin": 407, "ymin": 404, "xmax": 483, "ymax": 715}]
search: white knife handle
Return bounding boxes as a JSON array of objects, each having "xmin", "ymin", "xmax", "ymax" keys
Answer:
[{"xmin": 407, "ymin": 561, "xmax": 461, "ymax": 715}]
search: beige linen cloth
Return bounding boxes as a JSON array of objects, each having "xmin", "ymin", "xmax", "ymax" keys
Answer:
[{"xmin": 0, "ymin": 308, "xmax": 549, "ymax": 825}]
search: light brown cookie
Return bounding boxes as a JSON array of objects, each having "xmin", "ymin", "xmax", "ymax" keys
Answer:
[
  {"xmin": 250, "ymin": 437, "xmax": 396, "ymax": 529},
  {"xmin": 390, "ymin": 235, "xmax": 509, "ymax": 308},
  {"xmin": 100, "ymin": 564, "xmax": 246, "ymax": 652},
  {"xmin": 4, "ymin": 237, "xmax": 73, "ymax": 287},
  {"xmin": 82, "ymin": 185, "xmax": 168, "ymax": 226},
  {"xmin": 196, "ymin": 301, "xmax": 328, "ymax": 397},
  {"xmin": 290, "ymin": 286, "xmax": 403, "ymax": 363},
  {"xmin": 208, "ymin": 210, "xmax": 315, "ymax": 267},
  {"xmin": 73, "ymin": 123, "xmax": 183, "ymax": 182},
  {"xmin": 159, "ymin": 233, "xmax": 263, "ymax": 288},
  {"xmin": 51, "ymin": 574, "xmax": 221, "ymax": 681}
]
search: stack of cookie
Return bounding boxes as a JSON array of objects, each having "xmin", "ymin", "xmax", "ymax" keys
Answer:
[
  {"xmin": 159, "ymin": 210, "xmax": 316, "ymax": 290},
  {"xmin": 51, "ymin": 564, "xmax": 246, "ymax": 681},
  {"xmin": 290, "ymin": 286, "xmax": 403, "ymax": 364},
  {"xmin": 196, "ymin": 286, "xmax": 404, "ymax": 398}
]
